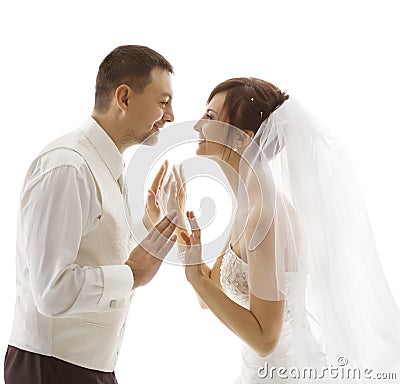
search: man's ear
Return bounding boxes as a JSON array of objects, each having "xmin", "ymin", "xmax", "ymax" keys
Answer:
[{"xmin": 115, "ymin": 84, "xmax": 130, "ymax": 112}]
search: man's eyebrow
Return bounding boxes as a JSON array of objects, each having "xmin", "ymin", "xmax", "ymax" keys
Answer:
[{"xmin": 160, "ymin": 92, "xmax": 173, "ymax": 99}]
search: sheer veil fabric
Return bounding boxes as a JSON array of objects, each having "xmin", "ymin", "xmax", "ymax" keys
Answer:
[{"xmin": 228, "ymin": 97, "xmax": 400, "ymax": 374}]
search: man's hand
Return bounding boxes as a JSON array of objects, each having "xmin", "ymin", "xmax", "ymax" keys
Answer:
[
  {"xmin": 126, "ymin": 211, "xmax": 177, "ymax": 288},
  {"xmin": 143, "ymin": 160, "xmax": 170, "ymax": 230}
]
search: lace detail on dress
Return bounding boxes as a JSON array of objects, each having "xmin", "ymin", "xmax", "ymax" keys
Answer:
[
  {"xmin": 220, "ymin": 246, "xmax": 294, "ymax": 328},
  {"xmin": 220, "ymin": 246, "xmax": 250, "ymax": 309},
  {"xmin": 220, "ymin": 245, "xmax": 328, "ymax": 382}
]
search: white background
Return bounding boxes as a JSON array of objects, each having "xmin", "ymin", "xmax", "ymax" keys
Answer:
[{"xmin": 1, "ymin": 1, "xmax": 399, "ymax": 383}]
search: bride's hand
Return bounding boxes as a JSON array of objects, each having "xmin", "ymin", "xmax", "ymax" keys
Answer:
[
  {"xmin": 167, "ymin": 165, "xmax": 188, "ymax": 243},
  {"xmin": 180, "ymin": 211, "xmax": 204, "ymax": 282}
]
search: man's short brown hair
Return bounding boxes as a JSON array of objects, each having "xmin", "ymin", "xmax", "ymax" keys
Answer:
[{"xmin": 94, "ymin": 45, "xmax": 174, "ymax": 113}]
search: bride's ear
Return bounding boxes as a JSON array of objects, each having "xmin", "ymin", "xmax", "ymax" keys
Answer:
[{"xmin": 235, "ymin": 130, "xmax": 254, "ymax": 149}]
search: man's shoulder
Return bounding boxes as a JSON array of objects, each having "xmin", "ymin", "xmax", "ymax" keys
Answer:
[
  {"xmin": 37, "ymin": 126, "xmax": 91, "ymax": 170},
  {"xmin": 21, "ymin": 146, "xmax": 90, "ymax": 193},
  {"xmin": 39, "ymin": 147, "xmax": 87, "ymax": 171},
  {"xmin": 41, "ymin": 127, "xmax": 84, "ymax": 153},
  {"xmin": 28, "ymin": 128, "xmax": 90, "ymax": 178}
]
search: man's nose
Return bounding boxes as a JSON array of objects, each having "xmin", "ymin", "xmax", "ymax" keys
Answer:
[{"xmin": 163, "ymin": 105, "xmax": 174, "ymax": 123}]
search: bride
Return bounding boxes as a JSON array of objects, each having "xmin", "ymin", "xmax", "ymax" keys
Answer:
[{"xmin": 146, "ymin": 78, "xmax": 400, "ymax": 383}]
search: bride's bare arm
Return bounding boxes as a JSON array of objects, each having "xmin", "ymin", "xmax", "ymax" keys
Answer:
[
  {"xmin": 183, "ymin": 211, "xmax": 285, "ymax": 357},
  {"xmin": 190, "ymin": 269, "xmax": 285, "ymax": 356},
  {"xmin": 197, "ymin": 255, "xmax": 223, "ymax": 308}
]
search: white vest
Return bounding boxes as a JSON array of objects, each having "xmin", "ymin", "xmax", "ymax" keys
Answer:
[{"xmin": 39, "ymin": 127, "xmax": 135, "ymax": 371}]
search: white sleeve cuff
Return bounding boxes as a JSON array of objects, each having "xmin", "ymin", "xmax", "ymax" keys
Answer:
[{"xmin": 98, "ymin": 265, "xmax": 134, "ymax": 311}]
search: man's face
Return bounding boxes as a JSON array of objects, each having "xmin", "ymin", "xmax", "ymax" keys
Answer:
[{"xmin": 123, "ymin": 67, "xmax": 174, "ymax": 145}]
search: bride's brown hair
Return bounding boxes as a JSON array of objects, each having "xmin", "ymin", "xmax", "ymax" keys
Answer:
[{"xmin": 207, "ymin": 78, "xmax": 289, "ymax": 134}]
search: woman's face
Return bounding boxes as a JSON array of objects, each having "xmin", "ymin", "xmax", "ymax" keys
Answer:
[
  {"xmin": 194, "ymin": 92, "xmax": 252, "ymax": 160},
  {"xmin": 194, "ymin": 92, "xmax": 231, "ymax": 158}
]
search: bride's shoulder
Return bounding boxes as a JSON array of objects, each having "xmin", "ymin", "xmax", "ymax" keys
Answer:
[{"xmin": 246, "ymin": 199, "xmax": 275, "ymax": 235}]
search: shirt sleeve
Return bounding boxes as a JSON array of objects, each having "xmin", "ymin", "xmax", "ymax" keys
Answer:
[{"xmin": 20, "ymin": 155, "xmax": 133, "ymax": 317}]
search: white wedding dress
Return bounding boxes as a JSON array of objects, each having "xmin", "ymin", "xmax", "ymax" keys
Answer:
[{"xmin": 220, "ymin": 245, "xmax": 327, "ymax": 383}]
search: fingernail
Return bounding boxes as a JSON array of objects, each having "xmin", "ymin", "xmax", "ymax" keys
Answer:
[{"xmin": 168, "ymin": 210, "xmax": 177, "ymax": 218}]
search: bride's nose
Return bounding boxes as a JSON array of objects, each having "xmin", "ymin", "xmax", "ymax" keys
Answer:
[{"xmin": 193, "ymin": 120, "xmax": 202, "ymax": 133}]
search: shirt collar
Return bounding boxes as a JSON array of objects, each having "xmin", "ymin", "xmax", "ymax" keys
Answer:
[{"xmin": 80, "ymin": 117, "xmax": 124, "ymax": 182}]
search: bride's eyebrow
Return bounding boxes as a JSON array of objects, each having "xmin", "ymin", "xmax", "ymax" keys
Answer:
[{"xmin": 207, "ymin": 108, "xmax": 218, "ymax": 115}]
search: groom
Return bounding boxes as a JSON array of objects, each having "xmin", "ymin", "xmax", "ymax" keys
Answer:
[{"xmin": 4, "ymin": 45, "xmax": 177, "ymax": 383}]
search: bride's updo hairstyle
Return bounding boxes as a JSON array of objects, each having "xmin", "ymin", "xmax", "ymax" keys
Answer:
[{"xmin": 207, "ymin": 77, "xmax": 289, "ymax": 135}]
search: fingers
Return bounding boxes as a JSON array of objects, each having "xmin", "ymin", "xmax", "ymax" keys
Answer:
[
  {"xmin": 170, "ymin": 180, "xmax": 177, "ymax": 197},
  {"xmin": 186, "ymin": 211, "xmax": 201, "ymax": 243},
  {"xmin": 172, "ymin": 165, "xmax": 183, "ymax": 192},
  {"xmin": 180, "ymin": 230, "xmax": 191, "ymax": 245},
  {"xmin": 164, "ymin": 164, "xmax": 185, "ymax": 194},
  {"xmin": 148, "ymin": 211, "xmax": 178, "ymax": 243},
  {"xmin": 179, "ymin": 164, "xmax": 186, "ymax": 193},
  {"xmin": 172, "ymin": 164, "xmax": 186, "ymax": 193},
  {"xmin": 150, "ymin": 160, "xmax": 168, "ymax": 194},
  {"xmin": 163, "ymin": 172, "xmax": 173, "ymax": 194},
  {"xmin": 146, "ymin": 189, "xmax": 157, "ymax": 208},
  {"xmin": 158, "ymin": 234, "xmax": 178, "ymax": 259},
  {"xmin": 139, "ymin": 212, "xmax": 178, "ymax": 262},
  {"xmin": 158, "ymin": 172, "xmax": 172, "ymax": 212},
  {"xmin": 159, "ymin": 160, "xmax": 168, "ymax": 187}
]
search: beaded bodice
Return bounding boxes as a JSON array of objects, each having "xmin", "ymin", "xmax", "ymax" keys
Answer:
[{"xmin": 220, "ymin": 246, "xmax": 295, "ymax": 326}]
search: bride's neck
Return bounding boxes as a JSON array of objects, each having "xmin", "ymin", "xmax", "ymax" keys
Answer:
[{"xmin": 215, "ymin": 155, "xmax": 241, "ymax": 196}]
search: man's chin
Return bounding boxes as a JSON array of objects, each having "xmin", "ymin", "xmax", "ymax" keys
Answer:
[
  {"xmin": 143, "ymin": 137, "xmax": 158, "ymax": 146},
  {"xmin": 141, "ymin": 132, "xmax": 159, "ymax": 146}
]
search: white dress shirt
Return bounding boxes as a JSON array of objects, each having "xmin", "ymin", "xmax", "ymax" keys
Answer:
[{"xmin": 9, "ymin": 118, "xmax": 136, "ymax": 371}]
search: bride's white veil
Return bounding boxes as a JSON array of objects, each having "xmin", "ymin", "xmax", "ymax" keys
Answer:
[{"xmin": 234, "ymin": 97, "xmax": 400, "ymax": 375}]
